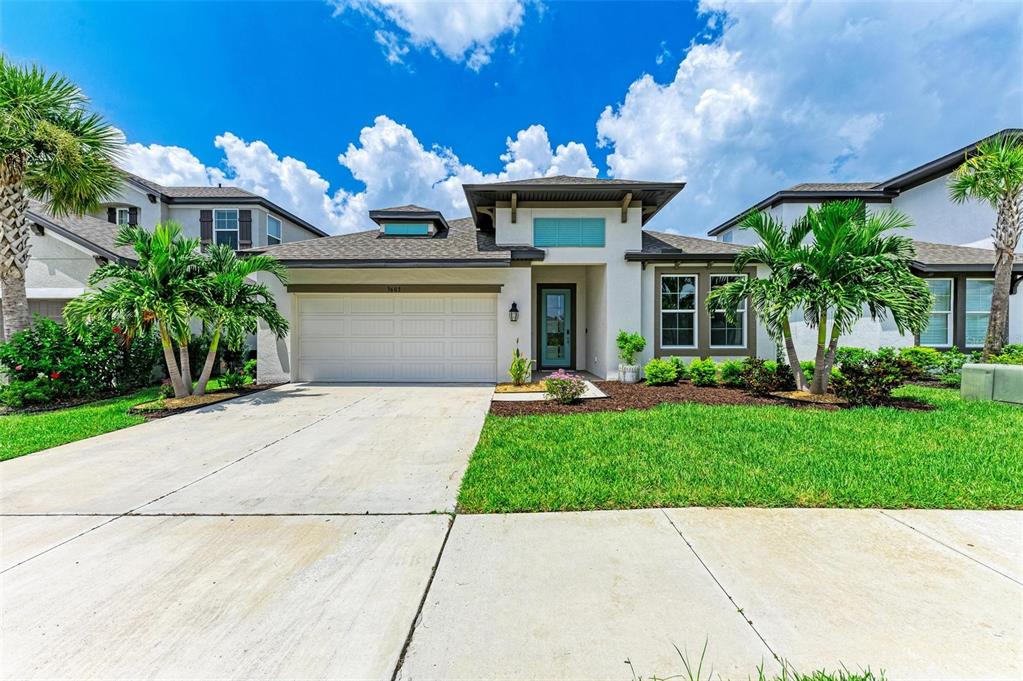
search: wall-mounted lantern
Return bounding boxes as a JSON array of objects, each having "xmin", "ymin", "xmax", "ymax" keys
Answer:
[{"xmin": 509, "ymin": 302, "xmax": 519, "ymax": 322}]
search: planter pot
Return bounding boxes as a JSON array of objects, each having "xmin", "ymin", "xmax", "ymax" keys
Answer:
[{"xmin": 620, "ymin": 363, "xmax": 641, "ymax": 384}]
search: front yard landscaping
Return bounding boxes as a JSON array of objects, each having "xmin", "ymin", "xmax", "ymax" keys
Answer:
[{"xmin": 459, "ymin": 385, "xmax": 1023, "ymax": 513}]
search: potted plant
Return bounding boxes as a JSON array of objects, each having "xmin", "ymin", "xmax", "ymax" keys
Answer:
[{"xmin": 616, "ymin": 330, "xmax": 646, "ymax": 383}]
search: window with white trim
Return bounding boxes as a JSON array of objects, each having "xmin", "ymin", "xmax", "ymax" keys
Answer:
[
  {"xmin": 116, "ymin": 208, "xmax": 131, "ymax": 225},
  {"xmin": 920, "ymin": 278, "xmax": 953, "ymax": 347},
  {"xmin": 709, "ymin": 274, "xmax": 747, "ymax": 347},
  {"xmin": 661, "ymin": 275, "xmax": 697, "ymax": 347},
  {"xmin": 267, "ymin": 215, "xmax": 282, "ymax": 245},
  {"xmin": 214, "ymin": 209, "xmax": 239, "ymax": 249},
  {"xmin": 965, "ymin": 278, "xmax": 994, "ymax": 348}
]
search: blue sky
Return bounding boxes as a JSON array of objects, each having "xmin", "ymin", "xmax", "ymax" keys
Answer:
[{"xmin": 3, "ymin": 1, "xmax": 1021, "ymax": 235}]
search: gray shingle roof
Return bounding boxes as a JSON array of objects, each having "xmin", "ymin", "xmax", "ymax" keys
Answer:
[
  {"xmin": 375, "ymin": 204, "xmax": 436, "ymax": 212},
  {"xmin": 787, "ymin": 182, "xmax": 880, "ymax": 191},
  {"xmin": 640, "ymin": 230, "xmax": 746, "ymax": 256},
  {"xmin": 482, "ymin": 175, "xmax": 654, "ymax": 186},
  {"xmin": 28, "ymin": 199, "xmax": 137, "ymax": 261},
  {"xmin": 123, "ymin": 171, "xmax": 256, "ymax": 199},
  {"xmin": 912, "ymin": 240, "xmax": 1023, "ymax": 269},
  {"xmin": 248, "ymin": 216, "xmax": 540, "ymax": 265}
]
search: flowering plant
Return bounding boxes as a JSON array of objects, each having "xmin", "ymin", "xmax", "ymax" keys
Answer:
[{"xmin": 544, "ymin": 369, "xmax": 586, "ymax": 404}]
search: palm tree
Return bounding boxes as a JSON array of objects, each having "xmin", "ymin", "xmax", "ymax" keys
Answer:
[
  {"xmin": 793, "ymin": 200, "xmax": 932, "ymax": 393},
  {"xmin": 0, "ymin": 56, "xmax": 122, "ymax": 339},
  {"xmin": 706, "ymin": 210, "xmax": 812, "ymax": 391},
  {"xmin": 64, "ymin": 223, "xmax": 201, "ymax": 398},
  {"xmin": 191, "ymin": 245, "xmax": 288, "ymax": 396},
  {"xmin": 949, "ymin": 132, "xmax": 1023, "ymax": 358}
]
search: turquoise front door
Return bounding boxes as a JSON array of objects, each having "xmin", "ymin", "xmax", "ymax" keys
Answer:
[{"xmin": 540, "ymin": 287, "xmax": 572, "ymax": 369}]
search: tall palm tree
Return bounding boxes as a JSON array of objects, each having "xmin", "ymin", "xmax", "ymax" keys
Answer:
[
  {"xmin": 191, "ymin": 244, "xmax": 288, "ymax": 396},
  {"xmin": 793, "ymin": 200, "xmax": 932, "ymax": 393},
  {"xmin": 949, "ymin": 132, "xmax": 1023, "ymax": 358},
  {"xmin": 64, "ymin": 223, "xmax": 201, "ymax": 398},
  {"xmin": 706, "ymin": 210, "xmax": 812, "ymax": 391},
  {"xmin": 0, "ymin": 56, "xmax": 122, "ymax": 339}
]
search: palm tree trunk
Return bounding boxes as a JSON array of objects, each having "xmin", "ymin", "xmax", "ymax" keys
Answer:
[
  {"xmin": 780, "ymin": 318, "xmax": 807, "ymax": 391},
  {"xmin": 983, "ymin": 195, "xmax": 1020, "ymax": 358},
  {"xmin": 193, "ymin": 327, "xmax": 221, "ymax": 397},
  {"xmin": 0, "ymin": 156, "xmax": 32, "ymax": 340},
  {"xmin": 158, "ymin": 322, "xmax": 189, "ymax": 398},
  {"xmin": 810, "ymin": 309, "xmax": 829, "ymax": 394},
  {"xmin": 178, "ymin": 343, "xmax": 192, "ymax": 395},
  {"xmin": 821, "ymin": 321, "xmax": 841, "ymax": 393}
]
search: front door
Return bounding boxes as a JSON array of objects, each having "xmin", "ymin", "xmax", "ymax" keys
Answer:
[{"xmin": 539, "ymin": 287, "xmax": 573, "ymax": 369}]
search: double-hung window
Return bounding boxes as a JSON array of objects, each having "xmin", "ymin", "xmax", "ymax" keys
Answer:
[
  {"xmin": 709, "ymin": 274, "xmax": 746, "ymax": 347},
  {"xmin": 116, "ymin": 208, "xmax": 131, "ymax": 225},
  {"xmin": 920, "ymin": 279, "xmax": 953, "ymax": 347},
  {"xmin": 214, "ymin": 209, "xmax": 239, "ymax": 249},
  {"xmin": 267, "ymin": 215, "xmax": 282, "ymax": 245},
  {"xmin": 965, "ymin": 279, "xmax": 994, "ymax": 348},
  {"xmin": 661, "ymin": 275, "xmax": 697, "ymax": 347}
]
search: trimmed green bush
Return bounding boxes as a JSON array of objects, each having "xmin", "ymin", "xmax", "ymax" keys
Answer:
[
  {"xmin": 615, "ymin": 330, "xmax": 647, "ymax": 365},
  {"xmin": 667, "ymin": 355, "xmax": 689, "ymax": 380},
  {"xmin": 833, "ymin": 353, "xmax": 914, "ymax": 405},
  {"xmin": 738, "ymin": 357, "xmax": 796, "ymax": 394},
  {"xmin": 643, "ymin": 358, "xmax": 678, "ymax": 385},
  {"xmin": 718, "ymin": 359, "xmax": 744, "ymax": 387},
  {"xmin": 899, "ymin": 346, "xmax": 941, "ymax": 378},
  {"xmin": 688, "ymin": 358, "xmax": 718, "ymax": 387},
  {"xmin": 0, "ymin": 376, "xmax": 59, "ymax": 408}
]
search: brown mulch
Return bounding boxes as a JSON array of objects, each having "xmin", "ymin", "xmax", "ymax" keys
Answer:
[
  {"xmin": 489, "ymin": 380, "xmax": 937, "ymax": 416},
  {"xmin": 133, "ymin": 383, "xmax": 280, "ymax": 419},
  {"xmin": 490, "ymin": 380, "xmax": 789, "ymax": 416}
]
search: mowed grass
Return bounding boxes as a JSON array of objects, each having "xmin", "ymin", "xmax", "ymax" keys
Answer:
[
  {"xmin": 458, "ymin": 386, "xmax": 1023, "ymax": 512},
  {"xmin": 0, "ymin": 388, "xmax": 160, "ymax": 462}
]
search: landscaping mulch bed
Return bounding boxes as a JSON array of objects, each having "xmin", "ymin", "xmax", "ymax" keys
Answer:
[
  {"xmin": 490, "ymin": 380, "xmax": 786, "ymax": 416},
  {"xmin": 132, "ymin": 383, "xmax": 280, "ymax": 419},
  {"xmin": 489, "ymin": 380, "xmax": 937, "ymax": 416}
]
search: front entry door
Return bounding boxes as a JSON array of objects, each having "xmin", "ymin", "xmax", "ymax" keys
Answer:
[{"xmin": 539, "ymin": 287, "xmax": 573, "ymax": 369}]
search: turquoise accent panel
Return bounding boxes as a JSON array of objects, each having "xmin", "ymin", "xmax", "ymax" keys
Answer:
[
  {"xmin": 540, "ymin": 288, "xmax": 573, "ymax": 368},
  {"xmin": 533, "ymin": 218, "xmax": 605, "ymax": 247},
  {"xmin": 383, "ymin": 223, "xmax": 430, "ymax": 235}
]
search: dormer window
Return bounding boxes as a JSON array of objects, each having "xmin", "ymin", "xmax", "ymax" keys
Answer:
[
  {"xmin": 383, "ymin": 223, "xmax": 431, "ymax": 236},
  {"xmin": 116, "ymin": 208, "xmax": 132, "ymax": 225}
]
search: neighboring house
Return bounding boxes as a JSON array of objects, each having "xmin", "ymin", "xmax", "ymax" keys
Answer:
[
  {"xmin": 708, "ymin": 129, "xmax": 1023, "ymax": 356},
  {"xmin": 0, "ymin": 173, "xmax": 327, "ymax": 337}
]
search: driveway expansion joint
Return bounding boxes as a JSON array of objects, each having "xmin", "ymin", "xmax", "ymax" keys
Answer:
[
  {"xmin": 878, "ymin": 510, "xmax": 1023, "ymax": 587},
  {"xmin": 660, "ymin": 509, "xmax": 781, "ymax": 664}
]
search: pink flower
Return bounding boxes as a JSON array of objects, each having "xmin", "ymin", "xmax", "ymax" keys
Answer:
[{"xmin": 14, "ymin": 364, "xmax": 23, "ymax": 371}]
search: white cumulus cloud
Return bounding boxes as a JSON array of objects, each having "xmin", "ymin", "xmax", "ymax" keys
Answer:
[
  {"xmin": 120, "ymin": 116, "xmax": 596, "ymax": 235},
  {"xmin": 331, "ymin": 0, "xmax": 526, "ymax": 70},
  {"xmin": 597, "ymin": 0, "xmax": 1023, "ymax": 234}
]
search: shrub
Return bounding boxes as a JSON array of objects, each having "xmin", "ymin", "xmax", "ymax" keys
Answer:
[
  {"xmin": 834, "ymin": 346, "xmax": 872, "ymax": 367},
  {"xmin": 667, "ymin": 355, "xmax": 689, "ymax": 380},
  {"xmin": 220, "ymin": 371, "xmax": 247, "ymax": 389},
  {"xmin": 940, "ymin": 372, "xmax": 962, "ymax": 388},
  {"xmin": 935, "ymin": 347, "xmax": 970, "ymax": 383},
  {"xmin": 615, "ymin": 330, "xmax": 646, "ymax": 365},
  {"xmin": 991, "ymin": 344, "xmax": 1023, "ymax": 365},
  {"xmin": 800, "ymin": 360, "xmax": 815, "ymax": 383},
  {"xmin": 643, "ymin": 358, "xmax": 678, "ymax": 385},
  {"xmin": 242, "ymin": 358, "xmax": 259, "ymax": 380},
  {"xmin": 718, "ymin": 359, "xmax": 744, "ymax": 387},
  {"xmin": 833, "ymin": 353, "xmax": 913, "ymax": 405},
  {"xmin": 0, "ymin": 376, "xmax": 59, "ymax": 408},
  {"xmin": 898, "ymin": 346, "xmax": 941, "ymax": 378},
  {"xmin": 738, "ymin": 358, "xmax": 796, "ymax": 394},
  {"xmin": 508, "ymin": 348, "xmax": 532, "ymax": 385},
  {"xmin": 0, "ymin": 318, "xmax": 159, "ymax": 399},
  {"xmin": 688, "ymin": 358, "xmax": 718, "ymax": 387},
  {"xmin": 544, "ymin": 369, "xmax": 587, "ymax": 404}
]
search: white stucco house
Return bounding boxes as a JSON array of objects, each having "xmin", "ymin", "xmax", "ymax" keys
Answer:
[
  {"xmin": 251, "ymin": 131, "xmax": 1021, "ymax": 385},
  {"xmin": 0, "ymin": 173, "xmax": 327, "ymax": 337}
]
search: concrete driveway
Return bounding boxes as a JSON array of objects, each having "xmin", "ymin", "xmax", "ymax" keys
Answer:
[
  {"xmin": 2, "ymin": 385, "xmax": 1021, "ymax": 680},
  {"xmin": 1, "ymin": 384, "xmax": 491, "ymax": 679}
]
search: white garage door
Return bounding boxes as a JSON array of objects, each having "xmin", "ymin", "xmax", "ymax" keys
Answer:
[{"xmin": 296, "ymin": 294, "xmax": 498, "ymax": 383}]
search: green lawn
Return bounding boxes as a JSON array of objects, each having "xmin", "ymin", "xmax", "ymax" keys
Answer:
[
  {"xmin": 458, "ymin": 386, "xmax": 1023, "ymax": 512},
  {"xmin": 0, "ymin": 388, "xmax": 160, "ymax": 462}
]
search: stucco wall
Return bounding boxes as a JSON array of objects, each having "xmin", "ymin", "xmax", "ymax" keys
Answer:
[
  {"xmin": 893, "ymin": 173, "xmax": 996, "ymax": 245},
  {"xmin": 255, "ymin": 267, "xmax": 532, "ymax": 384},
  {"xmin": 23, "ymin": 231, "xmax": 97, "ymax": 296},
  {"xmin": 87, "ymin": 182, "xmax": 164, "ymax": 230}
]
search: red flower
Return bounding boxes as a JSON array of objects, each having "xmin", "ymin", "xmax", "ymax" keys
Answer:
[
  {"xmin": 49, "ymin": 371, "xmax": 61, "ymax": 380},
  {"xmin": 112, "ymin": 325, "xmax": 122, "ymax": 335},
  {"xmin": 14, "ymin": 364, "xmax": 22, "ymax": 371}
]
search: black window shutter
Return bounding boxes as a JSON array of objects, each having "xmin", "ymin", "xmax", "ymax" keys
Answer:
[
  {"xmin": 199, "ymin": 210, "xmax": 213, "ymax": 247},
  {"xmin": 128, "ymin": 207, "xmax": 138, "ymax": 226},
  {"xmin": 238, "ymin": 210, "xmax": 252, "ymax": 248},
  {"xmin": 107, "ymin": 207, "xmax": 116, "ymax": 223}
]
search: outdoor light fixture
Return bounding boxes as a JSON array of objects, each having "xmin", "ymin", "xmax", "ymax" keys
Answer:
[{"xmin": 509, "ymin": 302, "xmax": 519, "ymax": 322}]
